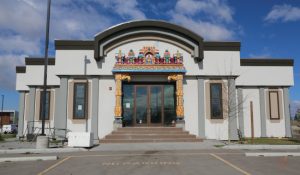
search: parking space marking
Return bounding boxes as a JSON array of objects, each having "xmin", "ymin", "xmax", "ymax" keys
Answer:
[
  {"xmin": 36, "ymin": 152, "xmax": 245, "ymax": 175},
  {"xmin": 70, "ymin": 152, "xmax": 243, "ymax": 158},
  {"xmin": 37, "ymin": 156, "xmax": 71, "ymax": 175},
  {"xmin": 210, "ymin": 153, "xmax": 251, "ymax": 175},
  {"xmin": 101, "ymin": 161, "xmax": 181, "ymax": 166}
]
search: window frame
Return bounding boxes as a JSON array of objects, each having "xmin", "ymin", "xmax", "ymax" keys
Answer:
[
  {"xmin": 73, "ymin": 82, "xmax": 88, "ymax": 119},
  {"xmin": 210, "ymin": 83, "xmax": 223, "ymax": 119},
  {"xmin": 39, "ymin": 91, "xmax": 50, "ymax": 120},
  {"xmin": 269, "ymin": 91, "xmax": 280, "ymax": 120}
]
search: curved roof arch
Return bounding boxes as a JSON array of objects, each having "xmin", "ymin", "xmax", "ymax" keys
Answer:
[{"xmin": 94, "ymin": 20, "xmax": 204, "ymax": 62}]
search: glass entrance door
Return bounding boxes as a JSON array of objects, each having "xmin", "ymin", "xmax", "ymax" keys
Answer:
[
  {"xmin": 135, "ymin": 85, "xmax": 163, "ymax": 126},
  {"xmin": 135, "ymin": 86, "xmax": 148, "ymax": 125},
  {"xmin": 150, "ymin": 86, "xmax": 163, "ymax": 125},
  {"xmin": 122, "ymin": 83, "xmax": 176, "ymax": 126}
]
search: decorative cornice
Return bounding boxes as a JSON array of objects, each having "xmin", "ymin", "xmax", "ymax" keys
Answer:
[
  {"xmin": 16, "ymin": 66, "xmax": 26, "ymax": 73},
  {"xmin": 25, "ymin": 57, "xmax": 55, "ymax": 65},
  {"xmin": 203, "ymin": 42, "xmax": 240, "ymax": 51},
  {"xmin": 241, "ymin": 59, "xmax": 294, "ymax": 66},
  {"xmin": 55, "ymin": 40, "xmax": 94, "ymax": 50}
]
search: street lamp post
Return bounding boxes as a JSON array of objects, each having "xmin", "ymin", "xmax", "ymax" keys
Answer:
[
  {"xmin": 36, "ymin": 0, "xmax": 51, "ymax": 149},
  {"xmin": 41, "ymin": 0, "xmax": 51, "ymax": 136},
  {"xmin": 1, "ymin": 95, "xmax": 4, "ymax": 132}
]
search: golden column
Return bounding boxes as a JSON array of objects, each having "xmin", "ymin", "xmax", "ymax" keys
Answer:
[
  {"xmin": 168, "ymin": 74, "xmax": 184, "ymax": 119},
  {"xmin": 114, "ymin": 74, "xmax": 131, "ymax": 119}
]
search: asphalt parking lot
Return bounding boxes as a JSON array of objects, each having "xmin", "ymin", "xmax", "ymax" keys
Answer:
[{"xmin": 1, "ymin": 150, "xmax": 300, "ymax": 175}]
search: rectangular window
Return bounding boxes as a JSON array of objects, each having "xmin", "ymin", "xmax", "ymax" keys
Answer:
[
  {"xmin": 210, "ymin": 83, "xmax": 223, "ymax": 119},
  {"xmin": 73, "ymin": 83, "xmax": 88, "ymax": 119},
  {"xmin": 40, "ymin": 91, "xmax": 50, "ymax": 120},
  {"xmin": 269, "ymin": 91, "xmax": 280, "ymax": 119}
]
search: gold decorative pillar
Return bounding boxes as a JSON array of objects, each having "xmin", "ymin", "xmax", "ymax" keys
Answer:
[
  {"xmin": 114, "ymin": 74, "xmax": 131, "ymax": 119},
  {"xmin": 168, "ymin": 74, "xmax": 184, "ymax": 119}
]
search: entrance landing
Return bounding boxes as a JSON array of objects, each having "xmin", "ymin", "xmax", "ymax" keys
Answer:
[{"xmin": 100, "ymin": 127, "xmax": 202, "ymax": 143}]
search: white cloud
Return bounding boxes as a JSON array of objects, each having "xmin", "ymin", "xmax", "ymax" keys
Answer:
[
  {"xmin": 97, "ymin": 0, "xmax": 146, "ymax": 20},
  {"xmin": 264, "ymin": 4, "xmax": 300, "ymax": 23},
  {"xmin": 170, "ymin": 0, "xmax": 237, "ymax": 40},
  {"xmin": 0, "ymin": 54, "xmax": 25, "ymax": 90},
  {"xmin": 0, "ymin": 0, "xmax": 45, "ymax": 38},
  {"xmin": 0, "ymin": 35, "xmax": 40, "ymax": 55},
  {"xmin": 171, "ymin": 14, "xmax": 234, "ymax": 40},
  {"xmin": 50, "ymin": 3, "xmax": 112, "ymax": 39},
  {"xmin": 248, "ymin": 53, "xmax": 271, "ymax": 58},
  {"xmin": 248, "ymin": 47, "xmax": 271, "ymax": 58},
  {"xmin": 0, "ymin": 0, "xmax": 116, "ymax": 90},
  {"xmin": 175, "ymin": 0, "xmax": 233, "ymax": 23}
]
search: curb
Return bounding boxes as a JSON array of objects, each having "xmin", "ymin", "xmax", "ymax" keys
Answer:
[
  {"xmin": 0, "ymin": 156, "xmax": 58, "ymax": 162},
  {"xmin": 0, "ymin": 148, "xmax": 87, "ymax": 154},
  {"xmin": 222, "ymin": 144, "xmax": 300, "ymax": 150},
  {"xmin": 245, "ymin": 152, "xmax": 300, "ymax": 157}
]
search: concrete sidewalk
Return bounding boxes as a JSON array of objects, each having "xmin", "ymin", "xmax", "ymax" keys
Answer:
[
  {"xmin": 223, "ymin": 144, "xmax": 300, "ymax": 150},
  {"xmin": 0, "ymin": 156, "xmax": 58, "ymax": 162},
  {"xmin": 0, "ymin": 140, "xmax": 225, "ymax": 154},
  {"xmin": 0, "ymin": 147, "xmax": 87, "ymax": 154},
  {"xmin": 90, "ymin": 140, "xmax": 224, "ymax": 151}
]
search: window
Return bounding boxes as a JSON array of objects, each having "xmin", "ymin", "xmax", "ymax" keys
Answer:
[
  {"xmin": 40, "ymin": 91, "xmax": 50, "ymax": 120},
  {"xmin": 210, "ymin": 83, "xmax": 223, "ymax": 119},
  {"xmin": 73, "ymin": 83, "xmax": 88, "ymax": 119},
  {"xmin": 269, "ymin": 91, "xmax": 280, "ymax": 119}
]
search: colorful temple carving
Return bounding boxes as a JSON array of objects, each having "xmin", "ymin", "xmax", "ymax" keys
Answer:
[
  {"xmin": 113, "ymin": 46, "xmax": 186, "ymax": 73},
  {"xmin": 115, "ymin": 46, "xmax": 183, "ymax": 65}
]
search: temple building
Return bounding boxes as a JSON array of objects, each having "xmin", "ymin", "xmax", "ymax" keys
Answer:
[{"xmin": 15, "ymin": 20, "xmax": 294, "ymax": 141}]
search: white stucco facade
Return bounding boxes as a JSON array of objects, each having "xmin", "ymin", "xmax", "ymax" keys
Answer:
[{"xmin": 15, "ymin": 20, "xmax": 294, "ymax": 141}]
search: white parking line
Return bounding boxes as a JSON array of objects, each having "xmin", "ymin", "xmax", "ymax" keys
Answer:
[
  {"xmin": 38, "ymin": 156, "xmax": 71, "ymax": 175},
  {"xmin": 210, "ymin": 153, "xmax": 251, "ymax": 175}
]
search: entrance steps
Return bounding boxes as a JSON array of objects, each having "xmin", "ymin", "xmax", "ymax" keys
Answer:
[{"xmin": 100, "ymin": 127, "xmax": 202, "ymax": 143}]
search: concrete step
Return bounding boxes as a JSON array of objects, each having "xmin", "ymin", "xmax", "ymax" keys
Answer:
[
  {"xmin": 100, "ymin": 138, "xmax": 203, "ymax": 143},
  {"xmin": 111, "ymin": 131, "xmax": 190, "ymax": 134},
  {"xmin": 100, "ymin": 127, "xmax": 202, "ymax": 143},
  {"xmin": 117, "ymin": 127, "xmax": 182, "ymax": 132},
  {"xmin": 105, "ymin": 134, "xmax": 196, "ymax": 139}
]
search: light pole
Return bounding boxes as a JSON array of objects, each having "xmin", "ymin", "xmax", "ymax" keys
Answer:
[
  {"xmin": 36, "ymin": 0, "xmax": 51, "ymax": 149},
  {"xmin": 41, "ymin": 0, "xmax": 51, "ymax": 136},
  {"xmin": 1, "ymin": 95, "xmax": 4, "ymax": 132}
]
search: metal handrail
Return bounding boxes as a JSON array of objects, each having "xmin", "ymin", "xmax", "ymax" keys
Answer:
[{"xmin": 21, "ymin": 121, "xmax": 70, "ymax": 142}]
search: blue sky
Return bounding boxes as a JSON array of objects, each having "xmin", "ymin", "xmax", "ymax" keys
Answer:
[{"xmin": 0, "ymin": 0, "xmax": 299, "ymax": 116}]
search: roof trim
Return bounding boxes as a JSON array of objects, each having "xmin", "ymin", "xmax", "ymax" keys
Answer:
[
  {"xmin": 55, "ymin": 40, "xmax": 94, "ymax": 50},
  {"xmin": 16, "ymin": 66, "xmax": 26, "ymax": 73},
  {"xmin": 25, "ymin": 57, "xmax": 55, "ymax": 65},
  {"xmin": 241, "ymin": 59, "xmax": 294, "ymax": 66},
  {"xmin": 94, "ymin": 20, "xmax": 204, "ymax": 62},
  {"xmin": 203, "ymin": 42, "xmax": 240, "ymax": 51}
]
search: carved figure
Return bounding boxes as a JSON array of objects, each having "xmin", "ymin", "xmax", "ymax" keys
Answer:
[{"xmin": 164, "ymin": 49, "xmax": 171, "ymax": 64}]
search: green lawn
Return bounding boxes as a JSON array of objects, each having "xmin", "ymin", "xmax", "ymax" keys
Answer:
[
  {"xmin": 241, "ymin": 138, "xmax": 300, "ymax": 145},
  {"xmin": 0, "ymin": 133, "xmax": 16, "ymax": 141}
]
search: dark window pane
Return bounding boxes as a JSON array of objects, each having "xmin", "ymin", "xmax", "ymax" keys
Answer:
[
  {"xmin": 210, "ymin": 83, "xmax": 223, "ymax": 119},
  {"xmin": 150, "ymin": 86, "xmax": 162, "ymax": 124},
  {"xmin": 122, "ymin": 85, "xmax": 134, "ymax": 126},
  {"xmin": 40, "ymin": 91, "xmax": 50, "ymax": 120},
  {"xmin": 164, "ymin": 85, "xmax": 176, "ymax": 125},
  {"xmin": 74, "ymin": 83, "xmax": 87, "ymax": 119},
  {"xmin": 135, "ymin": 86, "xmax": 147, "ymax": 124}
]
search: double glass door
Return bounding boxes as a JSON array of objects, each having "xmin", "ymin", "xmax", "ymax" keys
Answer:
[{"xmin": 122, "ymin": 84, "xmax": 176, "ymax": 126}]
